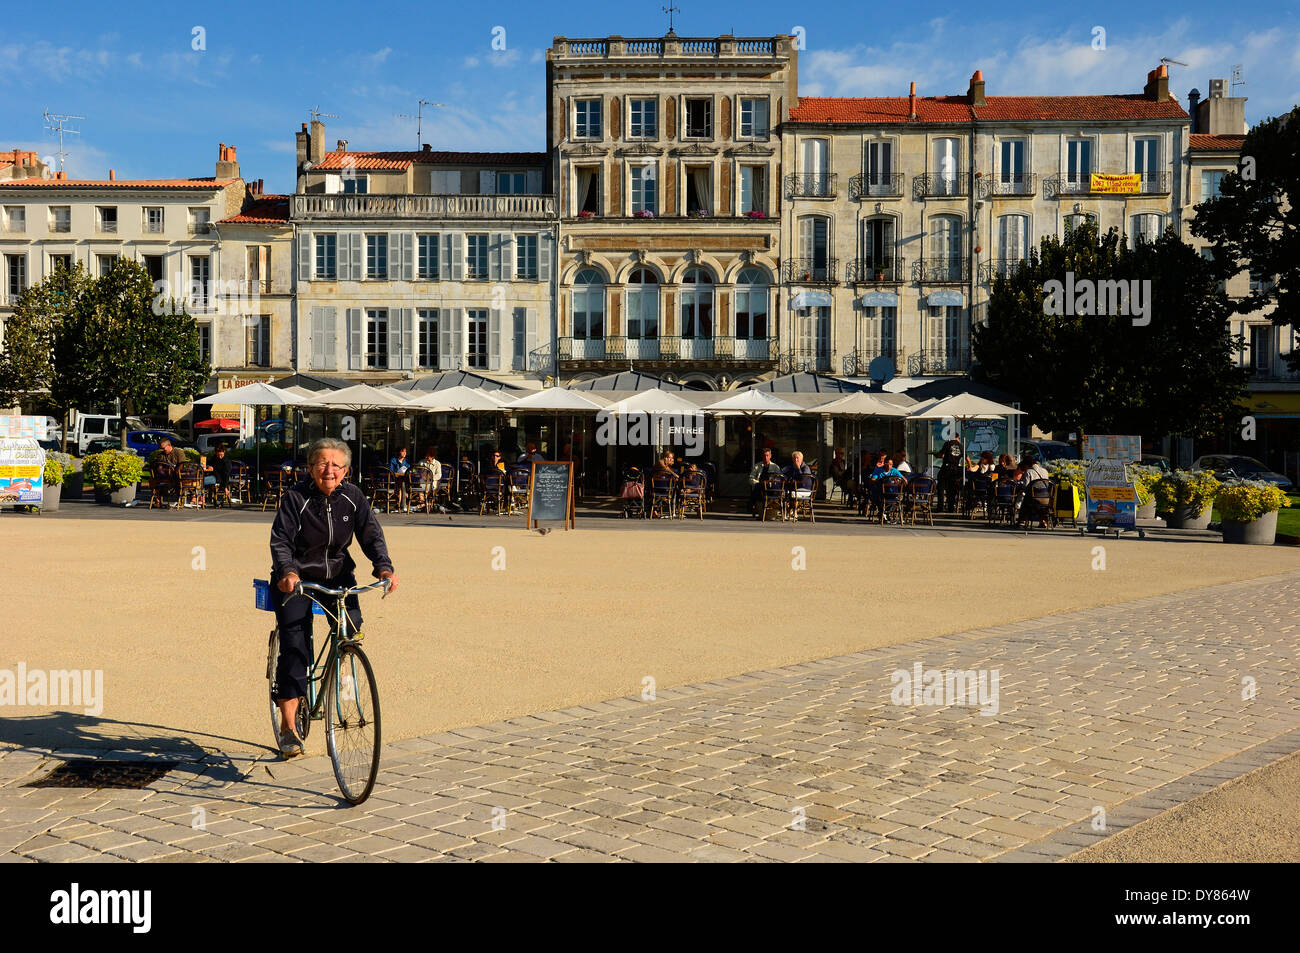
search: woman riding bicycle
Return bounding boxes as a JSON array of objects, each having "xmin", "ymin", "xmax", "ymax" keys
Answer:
[{"xmin": 269, "ymin": 437, "xmax": 398, "ymax": 757}]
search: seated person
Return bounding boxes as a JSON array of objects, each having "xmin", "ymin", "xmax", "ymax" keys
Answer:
[
  {"xmin": 975, "ymin": 451, "xmax": 996, "ymax": 474},
  {"xmin": 748, "ymin": 447, "xmax": 783, "ymax": 516},
  {"xmin": 154, "ymin": 437, "xmax": 187, "ymax": 474},
  {"xmin": 994, "ymin": 453, "xmax": 1016, "ymax": 482},
  {"xmin": 488, "ymin": 450, "xmax": 507, "ymax": 472},
  {"xmin": 829, "ymin": 448, "xmax": 858, "ymax": 502},
  {"xmin": 413, "ymin": 446, "xmax": 442, "ymax": 486},
  {"xmin": 894, "ymin": 450, "xmax": 912, "ymax": 475},
  {"xmin": 859, "ymin": 452, "xmax": 890, "ymax": 515},
  {"xmin": 1021, "ymin": 452, "xmax": 1050, "ymax": 484},
  {"xmin": 518, "ymin": 442, "xmax": 544, "ymax": 463},
  {"xmin": 388, "ymin": 446, "xmax": 411, "ymax": 474},
  {"xmin": 205, "ymin": 445, "xmax": 232, "ymax": 500},
  {"xmin": 784, "ymin": 451, "xmax": 814, "ymax": 500}
]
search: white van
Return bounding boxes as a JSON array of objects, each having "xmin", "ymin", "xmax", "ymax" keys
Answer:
[{"xmin": 62, "ymin": 414, "xmax": 147, "ymax": 455}]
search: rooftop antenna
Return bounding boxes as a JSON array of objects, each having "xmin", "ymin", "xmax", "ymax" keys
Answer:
[
  {"xmin": 309, "ymin": 106, "xmax": 338, "ymax": 125},
  {"xmin": 1159, "ymin": 57, "xmax": 1189, "ymax": 83},
  {"xmin": 395, "ymin": 100, "xmax": 445, "ymax": 149},
  {"xmin": 42, "ymin": 109, "xmax": 85, "ymax": 173},
  {"xmin": 1230, "ymin": 64, "xmax": 1245, "ymax": 95},
  {"xmin": 662, "ymin": 3, "xmax": 679, "ymax": 35}
]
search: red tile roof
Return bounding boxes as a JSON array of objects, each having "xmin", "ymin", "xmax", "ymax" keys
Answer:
[
  {"xmin": 0, "ymin": 176, "xmax": 239, "ymax": 189},
  {"xmin": 313, "ymin": 150, "xmax": 545, "ymax": 171},
  {"xmin": 788, "ymin": 94, "xmax": 1187, "ymax": 124},
  {"xmin": 219, "ymin": 194, "xmax": 290, "ymax": 224},
  {"xmin": 1189, "ymin": 134, "xmax": 1245, "ymax": 151}
]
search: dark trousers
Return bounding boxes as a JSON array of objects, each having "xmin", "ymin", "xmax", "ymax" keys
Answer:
[
  {"xmin": 938, "ymin": 469, "xmax": 963, "ymax": 512},
  {"xmin": 271, "ymin": 571, "xmax": 361, "ymax": 701}
]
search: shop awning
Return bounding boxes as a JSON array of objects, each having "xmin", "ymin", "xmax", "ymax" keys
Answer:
[
  {"xmin": 790, "ymin": 291, "xmax": 832, "ymax": 309},
  {"xmin": 926, "ymin": 291, "xmax": 964, "ymax": 306},
  {"xmin": 859, "ymin": 291, "xmax": 898, "ymax": 307}
]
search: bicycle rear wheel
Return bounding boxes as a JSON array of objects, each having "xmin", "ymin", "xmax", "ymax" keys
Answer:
[
  {"xmin": 266, "ymin": 628, "xmax": 310, "ymax": 750},
  {"xmin": 325, "ymin": 642, "xmax": 381, "ymax": 804}
]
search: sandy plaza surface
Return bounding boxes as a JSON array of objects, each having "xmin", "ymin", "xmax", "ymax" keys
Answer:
[{"xmin": 2, "ymin": 513, "xmax": 1295, "ymax": 758}]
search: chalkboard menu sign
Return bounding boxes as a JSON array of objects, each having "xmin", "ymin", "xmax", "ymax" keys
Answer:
[{"xmin": 527, "ymin": 461, "xmax": 574, "ymax": 530}]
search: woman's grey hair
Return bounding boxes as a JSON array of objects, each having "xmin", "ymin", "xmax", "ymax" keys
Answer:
[{"xmin": 308, "ymin": 437, "xmax": 352, "ymax": 469}]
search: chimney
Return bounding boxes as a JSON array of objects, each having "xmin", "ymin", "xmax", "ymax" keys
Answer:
[
  {"xmin": 57, "ymin": 170, "xmax": 66, "ymax": 180},
  {"xmin": 216, "ymin": 143, "xmax": 240, "ymax": 179},
  {"xmin": 296, "ymin": 123, "xmax": 309, "ymax": 171},
  {"xmin": 309, "ymin": 119, "xmax": 325, "ymax": 164},
  {"xmin": 909, "ymin": 81, "xmax": 917, "ymax": 120},
  {"xmin": 336, "ymin": 139, "xmax": 348, "ymax": 153},
  {"xmin": 1188, "ymin": 88, "xmax": 1201, "ymax": 132},
  {"xmin": 1198, "ymin": 78, "xmax": 1248, "ymax": 135},
  {"xmin": 1143, "ymin": 64, "xmax": 1169, "ymax": 102},
  {"xmin": 422, "ymin": 143, "xmax": 431, "ymax": 152},
  {"xmin": 108, "ymin": 169, "xmax": 115, "ymax": 180},
  {"xmin": 968, "ymin": 70, "xmax": 985, "ymax": 107}
]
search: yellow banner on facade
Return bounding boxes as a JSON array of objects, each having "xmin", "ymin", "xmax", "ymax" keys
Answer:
[{"xmin": 1089, "ymin": 173, "xmax": 1140, "ymax": 194}]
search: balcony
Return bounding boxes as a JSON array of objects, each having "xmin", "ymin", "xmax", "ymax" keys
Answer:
[
  {"xmin": 978, "ymin": 258, "xmax": 1031, "ymax": 283},
  {"xmin": 913, "ymin": 173, "xmax": 969, "ymax": 199},
  {"xmin": 978, "ymin": 173, "xmax": 1037, "ymax": 198},
  {"xmin": 556, "ymin": 335, "xmax": 777, "ymax": 367},
  {"xmin": 912, "ymin": 258, "xmax": 970, "ymax": 283},
  {"xmin": 780, "ymin": 349, "xmax": 831, "ymax": 374},
  {"xmin": 784, "ymin": 173, "xmax": 837, "ymax": 200},
  {"xmin": 782, "ymin": 258, "xmax": 839, "ymax": 284},
  {"xmin": 292, "ymin": 193, "xmax": 556, "ymax": 221},
  {"xmin": 842, "ymin": 350, "xmax": 897, "ymax": 377},
  {"xmin": 1044, "ymin": 171, "xmax": 1172, "ymax": 198},
  {"xmin": 907, "ymin": 348, "xmax": 971, "ymax": 376},
  {"xmin": 552, "ymin": 36, "xmax": 784, "ymax": 59},
  {"xmin": 845, "ymin": 257, "xmax": 906, "ymax": 284},
  {"xmin": 849, "ymin": 173, "xmax": 905, "ymax": 200}
]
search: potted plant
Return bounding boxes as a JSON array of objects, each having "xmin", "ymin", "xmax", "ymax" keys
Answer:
[
  {"xmin": 1154, "ymin": 470, "xmax": 1220, "ymax": 529},
  {"xmin": 1128, "ymin": 464, "xmax": 1163, "ymax": 519},
  {"xmin": 874, "ymin": 269, "xmax": 886, "ymax": 281},
  {"xmin": 634, "ymin": 209, "xmax": 655, "ymax": 219},
  {"xmin": 744, "ymin": 210, "xmax": 767, "ymax": 219},
  {"xmin": 1215, "ymin": 480, "xmax": 1290, "ymax": 545},
  {"xmin": 83, "ymin": 449, "xmax": 145, "ymax": 505},
  {"xmin": 577, "ymin": 210, "xmax": 595, "ymax": 219},
  {"xmin": 41, "ymin": 456, "xmax": 65, "ymax": 512}
]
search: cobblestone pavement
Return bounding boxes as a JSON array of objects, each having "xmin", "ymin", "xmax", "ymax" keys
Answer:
[{"xmin": 2, "ymin": 572, "xmax": 1296, "ymax": 863}]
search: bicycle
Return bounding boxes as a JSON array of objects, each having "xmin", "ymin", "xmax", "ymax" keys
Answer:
[{"xmin": 263, "ymin": 578, "xmax": 389, "ymax": 804}]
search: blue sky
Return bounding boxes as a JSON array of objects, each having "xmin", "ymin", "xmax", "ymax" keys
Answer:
[{"xmin": 2, "ymin": 0, "xmax": 1296, "ymax": 193}]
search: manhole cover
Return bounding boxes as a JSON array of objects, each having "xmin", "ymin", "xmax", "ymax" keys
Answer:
[{"xmin": 25, "ymin": 760, "xmax": 179, "ymax": 789}]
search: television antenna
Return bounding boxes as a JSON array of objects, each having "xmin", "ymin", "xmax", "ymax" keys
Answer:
[
  {"xmin": 308, "ymin": 106, "xmax": 338, "ymax": 125},
  {"xmin": 1230, "ymin": 65, "xmax": 1245, "ymax": 95},
  {"xmin": 662, "ymin": 4, "xmax": 679, "ymax": 34},
  {"xmin": 395, "ymin": 100, "xmax": 445, "ymax": 149},
  {"xmin": 1159, "ymin": 57, "xmax": 1188, "ymax": 83},
  {"xmin": 42, "ymin": 109, "xmax": 85, "ymax": 173}
]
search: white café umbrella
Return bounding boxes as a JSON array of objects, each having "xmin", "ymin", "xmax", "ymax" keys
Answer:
[
  {"xmin": 813, "ymin": 392, "xmax": 912, "ymax": 481},
  {"xmin": 303, "ymin": 383, "xmax": 412, "ymax": 472},
  {"xmin": 402, "ymin": 385, "xmax": 510, "ymax": 489},
  {"xmin": 704, "ymin": 389, "xmax": 801, "ymax": 472},
  {"xmin": 193, "ymin": 383, "xmax": 305, "ymax": 484},
  {"xmin": 502, "ymin": 388, "xmax": 608, "ymax": 464},
  {"xmin": 605, "ymin": 389, "xmax": 703, "ymax": 470},
  {"xmin": 907, "ymin": 393, "xmax": 1026, "ymax": 487}
]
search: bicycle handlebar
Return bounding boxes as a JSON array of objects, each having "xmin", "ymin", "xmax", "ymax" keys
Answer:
[{"xmin": 294, "ymin": 578, "xmax": 391, "ymax": 599}]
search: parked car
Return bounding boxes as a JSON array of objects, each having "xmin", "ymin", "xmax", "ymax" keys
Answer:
[
  {"xmin": 60, "ymin": 413, "xmax": 148, "ymax": 455},
  {"xmin": 1020, "ymin": 440, "xmax": 1079, "ymax": 463},
  {"xmin": 196, "ymin": 432, "xmax": 242, "ymax": 455},
  {"xmin": 125, "ymin": 429, "xmax": 194, "ymax": 458},
  {"xmin": 1139, "ymin": 453, "xmax": 1171, "ymax": 473},
  {"xmin": 1192, "ymin": 454, "xmax": 1294, "ymax": 492},
  {"xmin": 84, "ymin": 436, "xmax": 122, "ymax": 455}
]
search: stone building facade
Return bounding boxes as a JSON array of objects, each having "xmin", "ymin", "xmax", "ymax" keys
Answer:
[{"xmin": 547, "ymin": 34, "xmax": 797, "ymax": 390}]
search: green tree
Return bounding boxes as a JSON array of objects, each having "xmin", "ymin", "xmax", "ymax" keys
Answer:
[
  {"xmin": 972, "ymin": 223, "xmax": 1249, "ymax": 440},
  {"xmin": 1191, "ymin": 107, "xmax": 1300, "ymax": 371}
]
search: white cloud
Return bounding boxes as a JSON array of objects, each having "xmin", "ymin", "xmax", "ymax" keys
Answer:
[{"xmin": 367, "ymin": 47, "xmax": 392, "ymax": 66}]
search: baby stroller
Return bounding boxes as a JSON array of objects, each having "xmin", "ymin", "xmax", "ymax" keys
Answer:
[{"xmin": 619, "ymin": 465, "xmax": 646, "ymax": 518}]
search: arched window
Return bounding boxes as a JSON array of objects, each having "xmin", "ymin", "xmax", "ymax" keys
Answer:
[
  {"xmin": 1131, "ymin": 213, "xmax": 1163, "ymax": 245},
  {"xmin": 626, "ymin": 267, "xmax": 659, "ymax": 359},
  {"xmin": 997, "ymin": 214, "xmax": 1030, "ymax": 279},
  {"xmin": 572, "ymin": 268, "xmax": 605, "ymax": 340},
  {"xmin": 929, "ymin": 215, "xmax": 962, "ymax": 281},
  {"xmin": 734, "ymin": 267, "xmax": 769, "ymax": 349},
  {"xmin": 1064, "ymin": 212, "xmax": 1097, "ymax": 239},
  {"xmin": 680, "ymin": 268, "xmax": 714, "ymax": 358}
]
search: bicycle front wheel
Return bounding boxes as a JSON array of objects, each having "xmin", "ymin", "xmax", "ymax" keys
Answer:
[{"xmin": 325, "ymin": 642, "xmax": 381, "ymax": 804}]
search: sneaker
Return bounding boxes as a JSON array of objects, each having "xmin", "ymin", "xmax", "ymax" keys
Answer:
[{"xmin": 278, "ymin": 727, "xmax": 305, "ymax": 757}]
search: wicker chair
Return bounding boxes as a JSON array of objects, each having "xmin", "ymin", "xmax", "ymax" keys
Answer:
[
  {"xmin": 479, "ymin": 471, "xmax": 506, "ymax": 516},
  {"xmin": 368, "ymin": 467, "xmax": 400, "ymax": 513},
  {"xmin": 788, "ymin": 473, "xmax": 816, "ymax": 523},
  {"xmin": 147, "ymin": 469, "xmax": 179, "ymax": 509},
  {"xmin": 879, "ymin": 476, "xmax": 906, "ymax": 525},
  {"xmin": 760, "ymin": 474, "xmax": 786, "ymax": 522},
  {"xmin": 679, "ymin": 470, "xmax": 707, "ymax": 520},
  {"xmin": 907, "ymin": 475, "xmax": 937, "ymax": 526}
]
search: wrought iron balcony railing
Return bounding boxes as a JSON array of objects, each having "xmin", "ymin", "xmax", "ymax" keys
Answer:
[
  {"xmin": 715, "ymin": 336, "xmax": 779, "ymax": 363},
  {"xmin": 842, "ymin": 349, "xmax": 898, "ymax": 377},
  {"xmin": 293, "ymin": 193, "xmax": 555, "ymax": 220},
  {"xmin": 784, "ymin": 173, "xmax": 837, "ymax": 199},
  {"xmin": 977, "ymin": 173, "xmax": 1038, "ymax": 198},
  {"xmin": 845, "ymin": 257, "xmax": 905, "ymax": 283},
  {"xmin": 978, "ymin": 258, "xmax": 1031, "ymax": 283},
  {"xmin": 849, "ymin": 173, "xmax": 905, "ymax": 199},
  {"xmin": 907, "ymin": 347, "xmax": 971, "ymax": 376},
  {"xmin": 780, "ymin": 349, "xmax": 832, "ymax": 374},
  {"xmin": 1044, "ymin": 171, "xmax": 1172, "ymax": 198},
  {"xmin": 912, "ymin": 258, "xmax": 970, "ymax": 283},
  {"xmin": 913, "ymin": 173, "xmax": 969, "ymax": 199},
  {"xmin": 782, "ymin": 258, "xmax": 839, "ymax": 284}
]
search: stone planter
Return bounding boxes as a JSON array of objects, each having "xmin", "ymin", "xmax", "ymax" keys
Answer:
[
  {"xmin": 109, "ymin": 483, "xmax": 138, "ymax": 506},
  {"xmin": 63, "ymin": 471, "xmax": 83, "ymax": 498},
  {"xmin": 1221, "ymin": 510, "xmax": 1278, "ymax": 545},
  {"xmin": 1136, "ymin": 501, "xmax": 1156, "ymax": 520},
  {"xmin": 1165, "ymin": 503, "xmax": 1211, "ymax": 529},
  {"xmin": 41, "ymin": 483, "xmax": 61, "ymax": 512}
]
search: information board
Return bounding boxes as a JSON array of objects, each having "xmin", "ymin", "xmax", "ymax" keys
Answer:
[
  {"xmin": 1084, "ymin": 458, "xmax": 1136, "ymax": 532},
  {"xmin": 0, "ymin": 416, "xmax": 49, "ymax": 440},
  {"xmin": 1083, "ymin": 435, "xmax": 1142, "ymax": 464},
  {"xmin": 0, "ymin": 438, "xmax": 44, "ymax": 506},
  {"xmin": 527, "ymin": 461, "xmax": 574, "ymax": 530}
]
